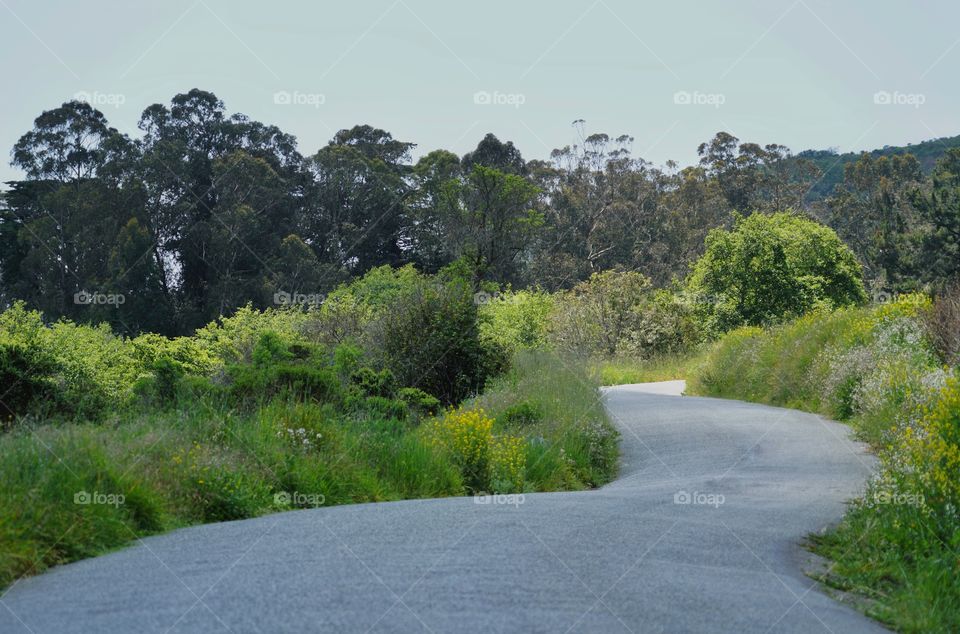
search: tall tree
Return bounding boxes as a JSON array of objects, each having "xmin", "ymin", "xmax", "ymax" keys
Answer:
[
  {"xmin": 5, "ymin": 101, "xmax": 140, "ymax": 320},
  {"xmin": 911, "ymin": 149, "xmax": 960, "ymax": 285},
  {"xmin": 461, "ymin": 133, "xmax": 526, "ymax": 176},
  {"xmin": 438, "ymin": 165, "xmax": 542, "ymax": 287},
  {"xmin": 305, "ymin": 125, "xmax": 414, "ymax": 276},
  {"xmin": 824, "ymin": 153, "xmax": 922, "ymax": 289}
]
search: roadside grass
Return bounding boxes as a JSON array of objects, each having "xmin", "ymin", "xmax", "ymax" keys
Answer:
[
  {"xmin": 810, "ymin": 498, "xmax": 960, "ymax": 633},
  {"xmin": 473, "ymin": 351, "xmax": 619, "ymax": 490},
  {"xmin": 687, "ymin": 296, "xmax": 960, "ymax": 633},
  {"xmin": 592, "ymin": 350, "xmax": 706, "ymax": 386},
  {"xmin": 0, "ymin": 350, "xmax": 616, "ymax": 591}
]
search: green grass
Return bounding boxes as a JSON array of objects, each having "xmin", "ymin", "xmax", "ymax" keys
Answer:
[
  {"xmin": 592, "ymin": 351, "xmax": 706, "ymax": 386},
  {"xmin": 474, "ymin": 351, "xmax": 619, "ymax": 490},
  {"xmin": 686, "ymin": 296, "xmax": 960, "ymax": 632},
  {"xmin": 810, "ymin": 500, "xmax": 960, "ymax": 633},
  {"xmin": 0, "ymin": 351, "xmax": 617, "ymax": 591}
]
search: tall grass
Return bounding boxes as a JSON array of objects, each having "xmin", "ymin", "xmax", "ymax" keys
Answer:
[
  {"xmin": 592, "ymin": 351, "xmax": 707, "ymax": 386},
  {"xmin": 473, "ymin": 351, "xmax": 619, "ymax": 490}
]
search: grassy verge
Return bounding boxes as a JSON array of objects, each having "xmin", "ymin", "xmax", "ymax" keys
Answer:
[
  {"xmin": 474, "ymin": 351, "xmax": 619, "ymax": 490},
  {"xmin": 0, "ymin": 350, "xmax": 616, "ymax": 591},
  {"xmin": 687, "ymin": 295, "xmax": 960, "ymax": 632},
  {"xmin": 592, "ymin": 351, "xmax": 706, "ymax": 386}
]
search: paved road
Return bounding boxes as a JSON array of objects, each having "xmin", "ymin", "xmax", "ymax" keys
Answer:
[{"xmin": 0, "ymin": 382, "xmax": 887, "ymax": 633}]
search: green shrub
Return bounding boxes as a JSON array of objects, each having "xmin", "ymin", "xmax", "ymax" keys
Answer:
[
  {"xmin": 0, "ymin": 343, "xmax": 61, "ymax": 422},
  {"xmin": 152, "ymin": 357, "xmax": 184, "ymax": 406},
  {"xmin": 397, "ymin": 387, "xmax": 441, "ymax": 416},
  {"xmin": 628, "ymin": 290, "xmax": 702, "ymax": 356},
  {"xmin": 272, "ymin": 365, "xmax": 341, "ymax": 403},
  {"xmin": 176, "ymin": 375, "xmax": 224, "ymax": 403},
  {"xmin": 194, "ymin": 304, "xmax": 309, "ymax": 367},
  {"xmin": 252, "ymin": 330, "xmax": 293, "ymax": 366},
  {"xmin": 350, "ymin": 367, "xmax": 397, "ymax": 397},
  {"xmin": 130, "ymin": 332, "xmax": 214, "ymax": 377},
  {"xmin": 226, "ymin": 363, "xmax": 341, "ymax": 406},
  {"xmin": 498, "ymin": 400, "xmax": 544, "ymax": 427},
  {"xmin": 478, "ymin": 289, "xmax": 555, "ymax": 353},
  {"xmin": 307, "ymin": 265, "xmax": 422, "ymax": 345},
  {"xmin": 686, "ymin": 211, "xmax": 868, "ymax": 335},
  {"xmin": 370, "ymin": 274, "xmax": 508, "ymax": 404},
  {"xmin": 549, "ymin": 270, "xmax": 652, "ymax": 356},
  {"xmin": 359, "ymin": 396, "xmax": 409, "ymax": 420},
  {"xmin": 332, "ymin": 342, "xmax": 363, "ymax": 380}
]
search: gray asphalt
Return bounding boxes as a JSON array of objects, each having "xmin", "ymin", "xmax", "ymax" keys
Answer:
[{"xmin": 0, "ymin": 382, "xmax": 887, "ymax": 633}]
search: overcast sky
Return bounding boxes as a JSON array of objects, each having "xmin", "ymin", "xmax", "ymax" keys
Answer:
[{"xmin": 1, "ymin": 0, "xmax": 957, "ymax": 183}]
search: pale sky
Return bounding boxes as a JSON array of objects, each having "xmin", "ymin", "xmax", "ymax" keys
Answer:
[{"xmin": 1, "ymin": 0, "xmax": 958, "ymax": 184}]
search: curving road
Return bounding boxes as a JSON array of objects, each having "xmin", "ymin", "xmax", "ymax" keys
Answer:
[{"xmin": 0, "ymin": 382, "xmax": 887, "ymax": 633}]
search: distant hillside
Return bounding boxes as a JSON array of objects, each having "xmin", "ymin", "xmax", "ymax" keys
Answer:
[{"xmin": 799, "ymin": 133, "xmax": 960, "ymax": 202}]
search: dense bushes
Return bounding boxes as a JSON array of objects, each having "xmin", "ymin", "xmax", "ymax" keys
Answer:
[
  {"xmin": 689, "ymin": 295, "xmax": 959, "ymax": 631},
  {"xmin": 690, "ymin": 294, "xmax": 945, "ymax": 440},
  {"xmin": 478, "ymin": 289, "xmax": 555, "ymax": 353},
  {"xmin": 368, "ymin": 273, "xmax": 507, "ymax": 404},
  {"xmin": 0, "ymin": 277, "xmax": 619, "ymax": 591},
  {"xmin": 546, "ymin": 271, "xmax": 701, "ymax": 358},
  {"xmin": 0, "ymin": 261, "xmax": 512, "ymax": 421},
  {"xmin": 0, "ymin": 342, "xmax": 61, "ymax": 421},
  {"xmin": 0, "ymin": 303, "xmax": 137, "ymax": 419}
]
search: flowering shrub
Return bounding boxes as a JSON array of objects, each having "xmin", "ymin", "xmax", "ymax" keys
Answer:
[
  {"xmin": 424, "ymin": 407, "xmax": 526, "ymax": 492},
  {"xmin": 490, "ymin": 436, "xmax": 526, "ymax": 492},
  {"xmin": 425, "ymin": 407, "xmax": 492, "ymax": 490},
  {"xmin": 901, "ymin": 377, "xmax": 960, "ymax": 530}
]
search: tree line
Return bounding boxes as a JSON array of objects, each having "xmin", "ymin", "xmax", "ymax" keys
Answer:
[{"xmin": 1, "ymin": 89, "xmax": 957, "ymax": 335}]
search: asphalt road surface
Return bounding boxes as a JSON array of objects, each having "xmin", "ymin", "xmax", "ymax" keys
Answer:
[{"xmin": 0, "ymin": 382, "xmax": 888, "ymax": 633}]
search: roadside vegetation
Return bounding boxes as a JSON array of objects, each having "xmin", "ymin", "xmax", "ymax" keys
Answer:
[
  {"xmin": 592, "ymin": 353, "xmax": 704, "ymax": 386},
  {"xmin": 688, "ymin": 289, "xmax": 960, "ymax": 632},
  {"xmin": 0, "ymin": 267, "xmax": 618, "ymax": 589},
  {"xmin": 3, "ymin": 90, "xmax": 960, "ymax": 630}
]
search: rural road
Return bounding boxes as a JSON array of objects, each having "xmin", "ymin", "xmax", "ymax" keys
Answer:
[{"xmin": 0, "ymin": 382, "xmax": 887, "ymax": 633}]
